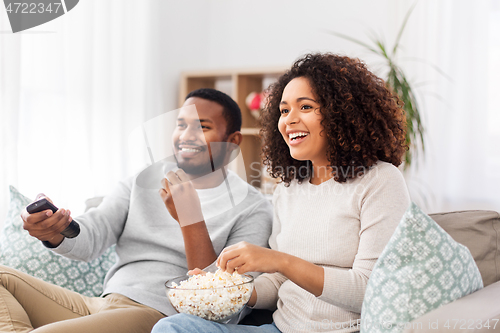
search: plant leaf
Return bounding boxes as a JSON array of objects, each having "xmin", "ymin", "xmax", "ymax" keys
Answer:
[
  {"xmin": 400, "ymin": 57, "xmax": 454, "ymax": 82},
  {"xmin": 375, "ymin": 40, "xmax": 390, "ymax": 59},
  {"xmin": 392, "ymin": 1, "xmax": 418, "ymax": 56},
  {"xmin": 325, "ymin": 30, "xmax": 382, "ymax": 56}
]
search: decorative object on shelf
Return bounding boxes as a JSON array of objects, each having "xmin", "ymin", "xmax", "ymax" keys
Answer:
[
  {"xmin": 245, "ymin": 91, "xmax": 266, "ymax": 120},
  {"xmin": 327, "ymin": 4, "xmax": 447, "ymax": 169}
]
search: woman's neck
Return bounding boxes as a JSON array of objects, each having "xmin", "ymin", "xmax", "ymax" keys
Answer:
[{"xmin": 310, "ymin": 163, "xmax": 334, "ymax": 185}]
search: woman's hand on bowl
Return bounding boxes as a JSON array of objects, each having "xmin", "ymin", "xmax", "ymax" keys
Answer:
[{"xmin": 217, "ymin": 241, "xmax": 287, "ymax": 275}]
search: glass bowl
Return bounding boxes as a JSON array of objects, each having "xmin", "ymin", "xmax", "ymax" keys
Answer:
[{"xmin": 165, "ymin": 273, "xmax": 254, "ymax": 323}]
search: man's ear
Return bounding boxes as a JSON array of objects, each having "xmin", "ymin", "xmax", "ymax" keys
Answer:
[{"xmin": 226, "ymin": 131, "xmax": 243, "ymax": 146}]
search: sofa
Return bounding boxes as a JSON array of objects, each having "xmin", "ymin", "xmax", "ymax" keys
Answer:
[{"xmin": 2, "ymin": 186, "xmax": 500, "ymax": 332}]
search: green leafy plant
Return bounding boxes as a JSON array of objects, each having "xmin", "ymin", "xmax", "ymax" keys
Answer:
[{"xmin": 328, "ymin": 4, "xmax": 426, "ymax": 168}]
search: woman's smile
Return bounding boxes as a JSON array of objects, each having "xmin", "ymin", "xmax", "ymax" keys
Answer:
[{"xmin": 287, "ymin": 131, "xmax": 309, "ymax": 145}]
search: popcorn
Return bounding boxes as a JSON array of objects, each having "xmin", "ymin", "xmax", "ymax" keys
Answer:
[{"xmin": 167, "ymin": 269, "xmax": 253, "ymax": 322}]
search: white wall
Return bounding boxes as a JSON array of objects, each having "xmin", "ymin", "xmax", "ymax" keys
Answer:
[{"xmin": 154, "ymin": 0, "xmax": 400, "ymax": 112}]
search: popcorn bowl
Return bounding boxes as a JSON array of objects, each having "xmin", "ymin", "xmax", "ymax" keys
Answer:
[{"xmin": 165, "ymin": 272, "xmax": 254, "ymax": 323}]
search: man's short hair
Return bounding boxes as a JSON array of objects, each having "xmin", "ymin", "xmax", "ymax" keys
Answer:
[{"xmin": 185, "ymin": 88, "xmax": 242, "ymax": 136}]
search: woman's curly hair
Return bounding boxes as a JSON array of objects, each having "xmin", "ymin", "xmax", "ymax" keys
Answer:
[{"xmin": 260, "ymin": 53, "xmax": 407, "ymax": 185}]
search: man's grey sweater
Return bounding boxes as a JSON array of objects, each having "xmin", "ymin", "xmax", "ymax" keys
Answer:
[{"xmin": 51, "ymin": 168, "xmax": 273, "ymax": 315}]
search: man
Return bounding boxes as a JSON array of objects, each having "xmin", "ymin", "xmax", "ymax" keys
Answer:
[{"xmin": 0, "ymin": 89, "xmax": 273, "ymax": 333}]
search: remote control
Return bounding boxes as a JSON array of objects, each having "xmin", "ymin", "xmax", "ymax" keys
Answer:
[{"xmin": 26, "ymin": 198, "xmax": 80, "ymax": 238}]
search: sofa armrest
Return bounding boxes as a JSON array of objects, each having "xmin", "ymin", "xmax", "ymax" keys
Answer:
[{"xmin": 403, "ymin": 281, "xmax": 500, "ymax": 332}]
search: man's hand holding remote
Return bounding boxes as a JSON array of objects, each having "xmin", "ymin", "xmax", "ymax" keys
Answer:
[{"xmin": 21, "ymin": 194, "xmax": 73, "ymax": 247}]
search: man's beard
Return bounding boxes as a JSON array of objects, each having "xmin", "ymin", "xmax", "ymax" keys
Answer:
[{"xmin": 176, "ymin": 143, "xmax": 229, "ymax": 176}]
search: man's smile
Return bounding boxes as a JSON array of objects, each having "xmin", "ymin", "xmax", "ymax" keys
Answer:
[{"xmin": 177, "ymin": 144, "xmax": 206, "ymax": 158}]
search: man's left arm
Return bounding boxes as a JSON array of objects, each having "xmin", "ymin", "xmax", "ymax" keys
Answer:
[
  {"xmin": 179, "ymin": 221, "xmax": 217, "ymax": 270},
  {"xmin": 159, "ymin": 170, "xmax": 217, "ymax": 270}
]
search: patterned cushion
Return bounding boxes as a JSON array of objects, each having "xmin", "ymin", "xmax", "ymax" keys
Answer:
[
  {"xmin": 0, "ymin": 186, "xmax": 116, "ymax": 297},
  {"xmin": 361, "ymin": 202, "xmax": 483, "ymax": 333}
]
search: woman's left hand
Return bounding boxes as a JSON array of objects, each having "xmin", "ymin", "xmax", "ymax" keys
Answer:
[{"xmin": 217, "ymin": 241, "xmax": 286, "ymax": 274}]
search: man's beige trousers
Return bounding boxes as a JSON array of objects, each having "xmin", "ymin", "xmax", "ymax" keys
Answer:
[{"xmin": 0, "ymin": 265, "xmax": 165, "ymax": 333}]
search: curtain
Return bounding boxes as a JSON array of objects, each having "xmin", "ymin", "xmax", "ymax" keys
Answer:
[
  {"xmin": 0, "ymin": 0, "xmax": 161, "ymax": 221},
  {"xmin": 398, "ymin": 0, "xmax": 500, "ymax": 213}
]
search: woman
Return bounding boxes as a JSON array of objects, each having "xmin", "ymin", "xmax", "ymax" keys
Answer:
[{"xmin": 152, "ymin": 53, "xmax": 411, "ymax": 333}]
